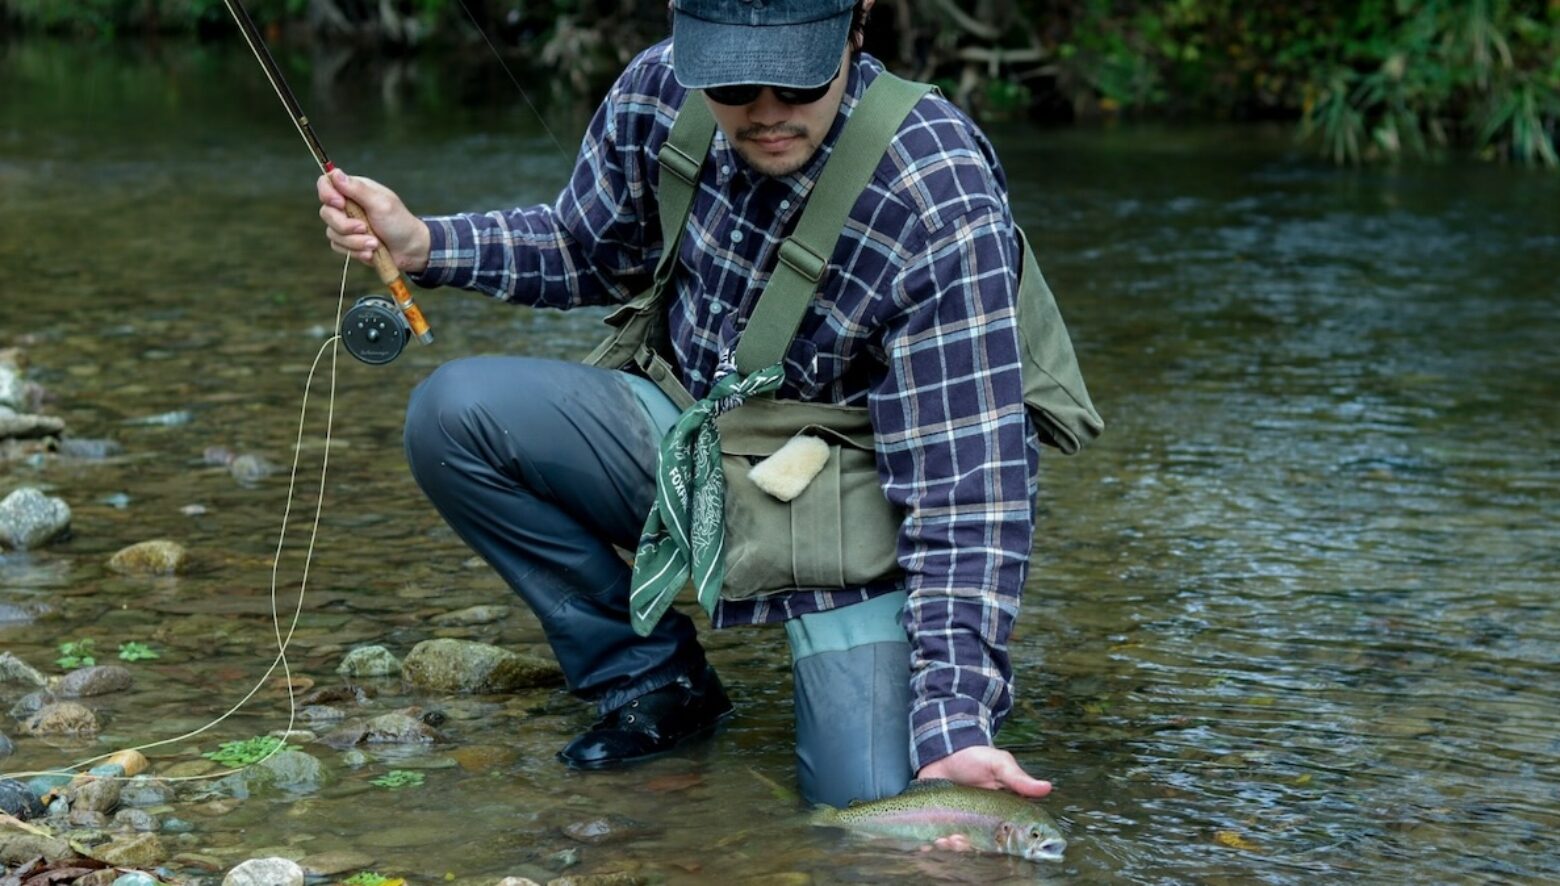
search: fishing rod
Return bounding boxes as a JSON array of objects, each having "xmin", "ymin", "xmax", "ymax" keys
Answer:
[{"xmin": 222, "ymin": 0, "xmax": 433, "ymax": 365}]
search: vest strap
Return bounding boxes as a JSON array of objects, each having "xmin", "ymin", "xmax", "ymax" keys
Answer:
[
  {"xmin": 652, "ymin": 95, "xmax": 717, "ymax": 287},
  {"xmin": 733, "ymin": 73, "xmax": 932, "ymax": 376}
]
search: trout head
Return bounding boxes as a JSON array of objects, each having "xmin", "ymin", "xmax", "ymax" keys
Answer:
[{"xmin": 995, "ymin": 818, "xmax": 1067, "ymax": 862}]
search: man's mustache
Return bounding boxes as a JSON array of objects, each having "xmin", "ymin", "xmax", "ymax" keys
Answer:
[{"xmin": 737, "ymin": 123, "xmax": 808, "ymax": 140}]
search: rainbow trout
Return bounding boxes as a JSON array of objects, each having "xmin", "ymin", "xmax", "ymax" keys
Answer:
[{"xmin": 812, "ymin": 779, "xmax": 1066, "ymax": 862}]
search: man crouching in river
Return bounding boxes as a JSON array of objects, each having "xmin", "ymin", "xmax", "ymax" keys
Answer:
[{"xmin": 316, "ymin": 0, "xmax": 1099, "ymax": 811}]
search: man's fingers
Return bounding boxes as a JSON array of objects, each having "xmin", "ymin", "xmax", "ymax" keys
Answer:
[
  {"xmin": 995, "ymin": 754, "xmax": 1053, "ymax": 797},
  {"xmin": 316, "ymin": 173, "xmax": 346, "ymax": 211}
]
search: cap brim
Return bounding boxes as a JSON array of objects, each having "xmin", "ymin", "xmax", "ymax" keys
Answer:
[{"xmin": 672, "ymin": 9, "xmax": 851, "ymax": 90}]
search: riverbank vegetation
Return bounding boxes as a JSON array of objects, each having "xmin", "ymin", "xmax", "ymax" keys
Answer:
[{"xmin": 4, "ymin": 0, "xmax": 1556, "ymax": 166}]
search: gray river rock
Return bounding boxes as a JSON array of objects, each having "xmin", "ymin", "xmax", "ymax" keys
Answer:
[
  {"xmin": 56, "ymin": 664, "xmax": 136, "ymax": 697},
  {"xmin": 338, "ymin": 644, "xmax": 401, "ymax": 677},
  {"xmin": 0, "ymin": 487, "xmax": 71, "ymax": 550},
  {"xmin": 0, "ymin": 407, "xmax": 65, "ymax": 440},
  {"xmin": 223, "ymin": 856, "xmax": 305, "ymax": 886},
  {"xmin": 0, "ymin": 652, "xmax": 47, "ymax": 687}
]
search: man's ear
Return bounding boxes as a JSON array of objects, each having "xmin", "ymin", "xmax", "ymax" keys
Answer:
[{"xmin": 853, "ymin": 0, "xmax": 876, "ymax": 51}]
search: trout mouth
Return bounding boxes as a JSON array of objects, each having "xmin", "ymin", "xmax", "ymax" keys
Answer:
[{"xmin": 1024, "ymin": 837, "xmax": 1067, "ymax": 862}]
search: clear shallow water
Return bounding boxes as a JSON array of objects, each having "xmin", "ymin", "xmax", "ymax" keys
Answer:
[{"xmin": 2, "ymin": 38, "xmax": 1558, "ymax": 885}]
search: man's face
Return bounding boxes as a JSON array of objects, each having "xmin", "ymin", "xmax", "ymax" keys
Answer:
[{"xmin": 702, "ymin": 43, "xmax": 852, "ymax": 178}]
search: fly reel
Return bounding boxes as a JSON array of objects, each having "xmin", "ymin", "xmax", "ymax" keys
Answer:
[{"xmin": 341, "ymin": 295, "xmax": 411, "ymax": 365}]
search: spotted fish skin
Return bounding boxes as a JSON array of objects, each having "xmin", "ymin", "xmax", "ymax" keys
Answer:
[{"xmin": 812, "ymin": 779, "xmax": 1067, "ymax": 862}]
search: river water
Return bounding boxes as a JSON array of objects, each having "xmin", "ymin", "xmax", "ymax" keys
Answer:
[{"xmin": 2, "ymin": 38, "xmax": 1557, "ymax": 885}]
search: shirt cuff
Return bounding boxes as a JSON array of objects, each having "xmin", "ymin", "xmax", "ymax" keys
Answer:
[
  {"xmin": 909, "ymin": 696, "xmax": 995, "ymax": 773},
  {"xmin": 407, "ymin": 215, "xmax": 460, "ymax": 289}
]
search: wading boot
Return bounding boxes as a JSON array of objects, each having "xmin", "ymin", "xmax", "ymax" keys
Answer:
[{"xmin": 558, "ymin": 666, "xmax": 733, "ymax": 769}]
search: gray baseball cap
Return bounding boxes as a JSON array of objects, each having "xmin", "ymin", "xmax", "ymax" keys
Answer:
[{"xmin": 671, "ymin": 0, "xmax": 856, "ymax": 90}]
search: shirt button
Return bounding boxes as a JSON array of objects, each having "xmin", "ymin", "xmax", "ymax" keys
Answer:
[
  {"xmin": 730, "ymin": 230, "xmax": 743, "ymax": 243},
  {"xmin": 721, "ymin": 165, "xmax": 731, "ymax": 176},
  {"xmin": 780, "ymin": 199, "xmax": 791, "ymax": 210},
  {"xmin": 710, "ymin": 302, "xmax": 724, "ymax": 315}
]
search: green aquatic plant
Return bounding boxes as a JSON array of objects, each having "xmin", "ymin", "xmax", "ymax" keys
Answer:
[
  {"xmin": 202, "ymin": 736, "xmax": 293, "ymax": 767},
  {"xmin": 55, "ymin": 639, "xmax": 96, "ymax": 669},
  {"xmin": 369, "ymin": 769, "xmax": 426, "ymax": 789},
  {"xmin": 117, "ymin": 641, "xmax": 160, "ymax": 662},
  {"xmin": 342, "ymin": 872, "xmax": 400, "ymax": 886}
]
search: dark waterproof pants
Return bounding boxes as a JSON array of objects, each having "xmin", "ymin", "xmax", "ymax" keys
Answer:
[{"xmin": 403, "ymin": 356, "xmax": 912, "ymax": 806}]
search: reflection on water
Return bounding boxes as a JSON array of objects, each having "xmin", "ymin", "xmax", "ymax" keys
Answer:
[{"xmin": 3, "ymin": 39, "xmax": 1558, "ymax": 884}]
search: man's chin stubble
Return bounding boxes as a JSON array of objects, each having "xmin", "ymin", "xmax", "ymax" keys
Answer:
[{"xmin": 736, "ymin": 145, "xmax": 815, "ymax": 177}]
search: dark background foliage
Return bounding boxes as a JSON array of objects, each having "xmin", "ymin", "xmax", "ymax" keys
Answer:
[{"xmin": 3, "ymin": 0, "xmax": 1556, "ymax": 165}]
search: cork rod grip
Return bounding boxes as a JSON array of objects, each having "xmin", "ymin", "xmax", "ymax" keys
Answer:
[{"xmin": 342, "ymin": 197, "xmax": 434, "ymax": 344}]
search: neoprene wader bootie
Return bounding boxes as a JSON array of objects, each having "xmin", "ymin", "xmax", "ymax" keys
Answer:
[{"xmin": 557, "ymin": 665, "xmax": 733, "ymax": 769}]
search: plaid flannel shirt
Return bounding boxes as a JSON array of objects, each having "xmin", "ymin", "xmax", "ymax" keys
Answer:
[{"xmin": 412, "ymin": 40, "xmax": 1041, "ymax": 771}]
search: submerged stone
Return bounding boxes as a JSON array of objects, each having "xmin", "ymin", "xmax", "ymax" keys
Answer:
[
  {"xmin": 337, "ymin": 644, "xmax": 401, "ymax": 678},
  {"xmin": 88, "ymin": 832, "xmax": 166, "ymax": 867},
  {"xmin": 23, "ymin": 701, "xmax": 100, "ymax": 736},
  {"xmin": 0, "ymin": 777, "xmax": 45, "ymax": 820},
  {"xmin": 222, "ymin": 856, "xmax": 305, "ymax": 886},
  {"xmin": 107, "ymin": 540, "xmax": 189, "ymax": 575},
  {"xmin": 0, "ymin": 487, "xmax": 71, "ymax": 550},
  {"xmin": 57, "ymin": 664, "xmax": 135, "ymax": 697},
  {"xmin": 402, "ymin": 638, "xmax": 563, "ymax": 694},
  {"xmin": 0, "ymin": 652, "xmax": 47, "ymax": 687}
]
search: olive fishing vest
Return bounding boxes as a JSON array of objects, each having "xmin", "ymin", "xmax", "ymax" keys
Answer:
[{"xmin": 584, "ymin": 72, "xmax": 1103, "ymax": 610}]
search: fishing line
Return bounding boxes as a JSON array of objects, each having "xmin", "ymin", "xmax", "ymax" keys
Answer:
[
  {"xmin": 1, "ymin": 255, "xmax": 350, "ymax": 789},
  {"xmin": 4, "ymin": 1, "xmax": 576, "ymax": 802},
  {"xmin": 452, "ymin": 0, "xmax": 573, "ymax": 162}
]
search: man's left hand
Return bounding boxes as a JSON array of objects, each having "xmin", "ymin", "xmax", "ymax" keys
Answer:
[
  {"xmin": 917, "ymin": 745, "xmax": 1052, "ymax": 796},
  {"xmin": 915, "ymin": 746, "xmax": 1052, "ymax": 853}
]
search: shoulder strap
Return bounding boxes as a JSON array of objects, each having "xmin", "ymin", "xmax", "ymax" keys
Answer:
[
  {"xmin": 652, "ymin": 93, "xmax": 717, "ymax": 288},
  {"xmin": 732, "ymin": 72, "xmax": 932, "ymax": 375}
]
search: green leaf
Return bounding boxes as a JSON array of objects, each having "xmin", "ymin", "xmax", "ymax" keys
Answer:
[
  {"xmin": 202, "ymin": 736, "xmax": 294, "ymax": 767},
  {"xmin": 118, "ymin": 641, "xmax": 160, "ymax": 662},
  {"xmin": 370, "ymin": 769, "xmax": 426, "ymax": 790}
]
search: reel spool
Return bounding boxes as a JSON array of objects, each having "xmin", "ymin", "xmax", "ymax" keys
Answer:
[{"xmin": 341, "ymin": 295, "xmax": 411, "ymax": 365}]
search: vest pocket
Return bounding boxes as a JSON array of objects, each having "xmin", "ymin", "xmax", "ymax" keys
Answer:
[{"xmin": 720, "ymin": 426, "xmax": 902, "ymax": 599}]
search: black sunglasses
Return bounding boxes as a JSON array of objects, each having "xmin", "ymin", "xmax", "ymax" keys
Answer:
[{"xmin": 703, "ymin": 68, "xmax": 841, "ymax": 107}]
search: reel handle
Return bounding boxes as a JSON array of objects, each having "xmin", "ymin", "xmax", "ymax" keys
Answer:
[{"xmin": 341, "ymin": 197, "xmax": 434, "ymax": 345}]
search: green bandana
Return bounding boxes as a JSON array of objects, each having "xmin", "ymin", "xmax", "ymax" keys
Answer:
[{"xmin": 629, "ymin": 363, "xmax": 786, "ymax": 636}]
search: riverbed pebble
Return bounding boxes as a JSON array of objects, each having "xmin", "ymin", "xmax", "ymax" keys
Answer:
[
  {"xmin": 120, "ymin": 775, "xmax": 176, "ymax": 807},
  {"xmin": 223, "ymin": 856, "xmax": 305, "ymax": 886},
  {"xmin": 297, "ymin": 848, "xmax": 374, "ymax": 876},
  {"xmin": 90, "ymin": 832, "xmax": 166, "ymax": 867},
  {"xmin": 0, "ymin": 652, "xmax": 47, "ymax": 687},
  {"xmin": 69, "ymin": 777, "xmax": 122, "ymax": 814},
  {"xmin": 114, "ymin": 807, "xmax": 159, "ymax": 832},
  {"xmin": 0, "ymin": 409, "xmax": 65, "ymax": 440},
  {"xmin": 0, "ymin": 487, "xmax": 71, "ymax": 550},
  {"xmin": 57, "ymin": 664, "xmax": 135, "ymax": 697},
  {"xmin": 338, "ymin": 644, "xmax": 401, "ymax": 677},
  {"xmin": 0, "ymin": 777, "xmax": 45, "ymax": 820},
  {"xmin": 431, "ymin": 604, "xmax": 512, "ymax": 626},
  {"xmin": 107, "ymin": 540, "xmax": 189, "ymax": 575},
  {"xmin": 402, "ymin": 638, "xmax": 563, "ymax": 693},
  {"xmin": 23, "ymin": 700, "xmax": 100, "ymax": 736},
  {"xmin": 57, "ymin": 437, "xmax": 124, "ymax": 459},
  {"xmin": 0, "ymin": 832, "xmax": 74, "ymax": 863}
]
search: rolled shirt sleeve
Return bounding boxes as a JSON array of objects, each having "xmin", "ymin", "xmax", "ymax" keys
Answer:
[{"xmin": 868, "ymin": 207, "xmax": 1038, "ymax": 772}]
